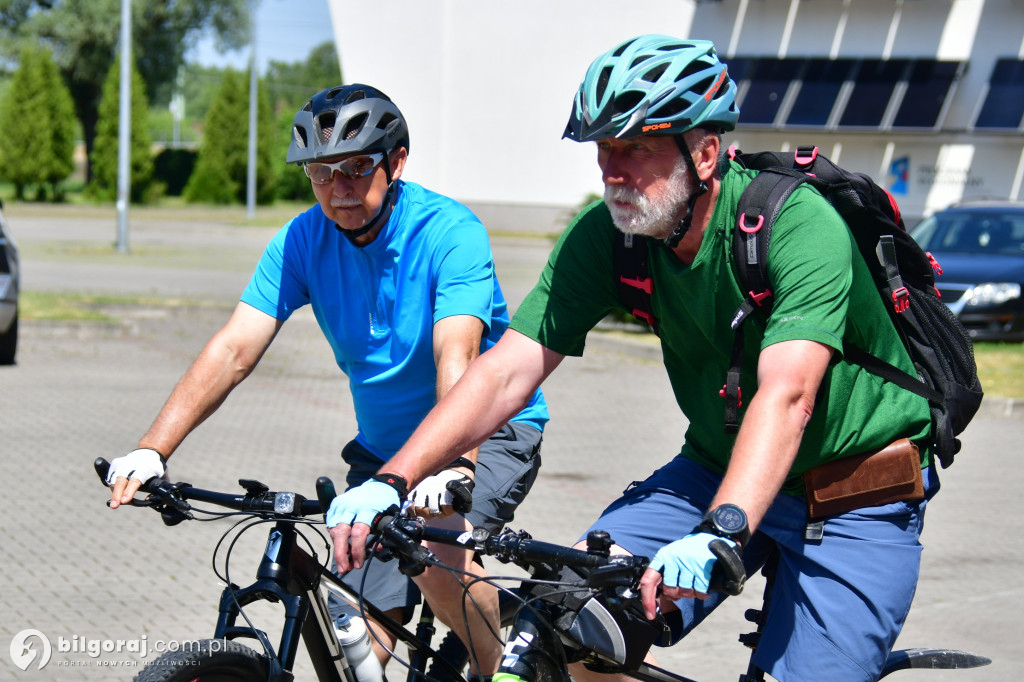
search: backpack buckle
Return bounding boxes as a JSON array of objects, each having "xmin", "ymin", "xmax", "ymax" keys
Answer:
[
  {"xmin": 738, "ymin": 213, "xmax": 764, "ymax": 234},
  {"xmin": 926, "ymin": 252, "xmax": 944, "ymax": 276},
  {"xmin": 719, "ymin": 384, "xmax": 743, "ymax": 408},
  {"xmin": 620, "ymin": 275, "xmax": 653, "ymax": 295},
  {"xmin": 891, "ymin": 287, "xmax": 910, "ymax": 314},
  {"xmin": 632, "ymin": 308, "xmax": 657, "ymax": 328},
  {"xmin": 794, "ymin": 146, "xmax": 818, "ymax": 167},
  {"xmin": 748, "ymin": 289, "xmax": 773, "ymax": 306}
]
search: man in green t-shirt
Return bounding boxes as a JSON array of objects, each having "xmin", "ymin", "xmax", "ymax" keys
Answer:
[{"xmin": 327, "ymin": 36, "xmax": 937, "ymax": 681}]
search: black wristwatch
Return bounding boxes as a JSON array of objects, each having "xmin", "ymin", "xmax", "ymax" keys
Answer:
[{"xmin": 697, "ymin": 503, "xmax": 751, "ymax": 548}]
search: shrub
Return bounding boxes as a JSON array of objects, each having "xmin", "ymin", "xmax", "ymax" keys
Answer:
[
  {"xmin": 153, "ymin": 148, "xmax": 197, "ymax": 196},
  {"xmin": 88, "ymin": 56, "xmax": 155, "ymax": 203},
  {"xmin": 0, "ymin": 45, "xmax": 77, "ymax": 201}
]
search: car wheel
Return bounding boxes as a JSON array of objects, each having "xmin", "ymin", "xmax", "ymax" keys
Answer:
[{"xmin": 0, "ymin": 311, "xmax": 17, "ymax": 365}]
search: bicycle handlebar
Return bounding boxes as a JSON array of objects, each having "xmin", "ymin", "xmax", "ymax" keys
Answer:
[
  {"xmin": 371, "ymin": 511, "xmax": 650, "ymax": 588},
  {"xmin": 371, "ymin": 511, "xmax": 746, "ymax": 596},
  {"xmin": 93, "ymin": 457, "xmax": 330, "ymax": 521},
  {"xmin": 94, "ymin": 457, "xmax": 744, "ymax": 596}
]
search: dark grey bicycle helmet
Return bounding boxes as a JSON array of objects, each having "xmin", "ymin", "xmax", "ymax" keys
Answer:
[
  {"xmin": 563, "ymin": 35, "xmax": 738, "ymax": 142},
  {"xmin": 287, "ymin": 84, "xmax": 410, "ymax": 165}
]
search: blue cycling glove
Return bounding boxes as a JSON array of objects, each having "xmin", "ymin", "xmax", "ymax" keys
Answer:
[
  {"xmin": 325, "ymin": 480, "xmax": 401, "ymax": 529},
  {"xmin": 647, "ymin": 532, "xmax": 737, "ymax": 594}
]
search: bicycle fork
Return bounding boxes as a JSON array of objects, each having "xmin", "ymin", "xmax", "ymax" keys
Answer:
[{"xmin": 213, "ymin": 522, "xmax": 350, "ymax": 682}]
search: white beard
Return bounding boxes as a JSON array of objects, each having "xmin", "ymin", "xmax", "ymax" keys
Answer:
[{"xmin": 604, "ymin": 159, "xmax": 692, "ymax": 239}]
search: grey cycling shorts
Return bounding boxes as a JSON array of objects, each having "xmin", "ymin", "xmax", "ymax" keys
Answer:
[{"xmin": 331, "ymin": 421, "xmax": 543, "ymax": 622}]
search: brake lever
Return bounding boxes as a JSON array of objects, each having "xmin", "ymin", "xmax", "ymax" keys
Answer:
[{"xmin": 586, "ymin": 561, "xmax": 643, "ymax": 589}]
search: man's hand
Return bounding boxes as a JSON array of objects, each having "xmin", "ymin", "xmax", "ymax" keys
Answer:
[
  {"xmin": 409, "ymin": 469, "xmax": 474, "ymax": 517},
  {"xmin": 107, "ymin": 448, "xmax": 166, "ymax": 509},
  {"xmin": 326, "ymin": 480, "xmax": 401, "ymax": 572},
  {"xmin": 639, "ymin": 532, "xmax": 736, "ymax": 619}
]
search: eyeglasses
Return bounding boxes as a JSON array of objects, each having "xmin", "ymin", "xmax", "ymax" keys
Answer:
[{"xmin": 304, "ymin": 152, "xmax": 385, "ymax": 185}]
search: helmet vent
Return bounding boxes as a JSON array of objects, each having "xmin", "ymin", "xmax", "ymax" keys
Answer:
[
  {"xmin": 658, "ymin": 43, "xmax": 688, "ymax": 52},
  {"xmin": 293, "ymin": 125, "xmax": 308, "ymax": 149},
  {"xmin": 596, "ymin": 66, "xmax": 613, "ymax": 103},
  {"xmin": 612, "ymin": 41, "xmax": 631, "ymax": 58},
  {"xmin": 317, "ymin": 112, "xmax": 337, "ymax": 144},
  {"xmin": 614, "ymin": 91, "xmax": 644, "ymax": 114},
  {"xmin": 302, "ymin": 100, "xmax": 313, "ymax": 112},
  {"xmin": 655, "ymin": 98, "xmax": 688, "ymax": 119},
  {"xmin": 680, "ymin": 62, "xmax": 705, "ymax": 81},
  {"xmin": 326, "ymin": 87, "xmax": 344, "ymax": 100},
  {"xmin": 377, "ymin": 112, "xmax": 397, "ymax": 131},
  {"xmin": 693, "ymin": 76, "xmax": 715, "ymax": 98},
  {"xmin": 342, "ymin": 112, "xmax": 368, "ymax": 141},
  {"xmin": 345, "ymin": 89, "xmax": 366, "ymax": 104},
  {"xmin": 642, "ymin": 63, "xmax": 669, "ymax": 82}
]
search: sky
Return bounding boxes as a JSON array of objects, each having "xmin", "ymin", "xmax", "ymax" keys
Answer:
[{"xmin": 189, "ymin": 0, "xmax": 336, "ymax": 73}]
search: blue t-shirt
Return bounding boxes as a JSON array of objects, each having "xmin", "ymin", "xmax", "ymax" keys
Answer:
[{"xmin": 241, "ymin": 180, "xmax": 548, "ymax": 460}]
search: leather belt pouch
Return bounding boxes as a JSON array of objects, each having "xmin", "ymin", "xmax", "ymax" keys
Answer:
[{"xmin": 803, "ymin": 438, "xmax": 924, "ymax": 520}]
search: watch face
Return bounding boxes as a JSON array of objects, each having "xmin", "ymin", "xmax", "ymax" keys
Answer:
[{"xmin": 713, "ymin": 504, "xmax": 747, "ymax": 534}]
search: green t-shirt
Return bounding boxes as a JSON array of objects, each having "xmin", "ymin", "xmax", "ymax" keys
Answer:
[{"xmin": 511, "ymin": 161, "xmax": 932, "ymax": 493}]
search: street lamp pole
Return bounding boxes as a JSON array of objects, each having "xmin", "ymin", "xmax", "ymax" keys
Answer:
[
  {"xmin": 246, "ymin": 3, "xmax": 258, "ymax": 219},
  {"xmin": 116, "ymin": 0, "xmax": 132, "ymax": 252}
]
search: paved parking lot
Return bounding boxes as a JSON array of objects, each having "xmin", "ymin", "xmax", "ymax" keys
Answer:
[{"xmin": 2, "ymin": 207, "xmax": 1021, "ymax": 680}]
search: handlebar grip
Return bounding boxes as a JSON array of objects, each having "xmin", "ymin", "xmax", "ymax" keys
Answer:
[
  {"xmin": 708, "ymin": 539, "xmax": 746, "ymax": 596},
  {"xmin": 94, "ymin": 457, "xmax": 111, "ymax": 484},
  {"xmin": 446, "ymin": 479, "xmax": 474, "ymax": 514},
  {"xmin": 316, "ymin": 476, "xmax": 337, "ymax": 514}
]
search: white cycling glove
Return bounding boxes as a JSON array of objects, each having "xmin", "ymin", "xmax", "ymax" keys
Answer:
[
  {"xmin": 106, "ymin": 448, "xmax": 167, "ymax": 487},
  {"xmin": 409, "ymin": 469, "xmax": 474, "ymax": 516}
]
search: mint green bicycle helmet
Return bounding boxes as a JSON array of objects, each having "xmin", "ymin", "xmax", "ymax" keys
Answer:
[{"xmin": 563, "ymin": 35, "xmax": 738, "ymax": 142}]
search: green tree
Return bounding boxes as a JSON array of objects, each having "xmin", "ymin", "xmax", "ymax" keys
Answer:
[
  {"xmin": 0, "ymin": 45, "xmax": 76, "ymax": 200},
  {"xmin": 264, "ymin": 41, "xmax": 341, "ymax": 116},
  {"xmin": 274, "ymin": 107, "xmax": 314, "ymax": 202},
  {"xmin": 184, "ymin": 69, "xmax": 276, "ymax": 205},
  {"xmin": 267, "ymin": 41, "xmax": 341, "ymax": 203},
  {"xmin": 0, "ymin": 0, "xmax": 250, "ymax": 180},
  {"xmin": 88, "ymin": 56, "xmax": 154, "ymax": 202}
]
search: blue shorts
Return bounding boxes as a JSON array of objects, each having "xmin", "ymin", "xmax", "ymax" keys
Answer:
[
  {"xmin": 333, "ymin": 421, "xmax": 543, "ymax": 621},
  {"xmin": 583, "ymin": 454, "xmax": 939, "ymax": 682}
]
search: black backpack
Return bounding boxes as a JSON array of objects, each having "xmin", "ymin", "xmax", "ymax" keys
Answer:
[{"xmin": 613, "ymin": 145, "xmax": 983, "ymax": 468}]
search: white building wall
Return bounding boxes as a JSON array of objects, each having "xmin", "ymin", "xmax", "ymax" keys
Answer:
[
  {"xmin": 329, "ymin": 0, "xmax": 1024, "ymax": 229},
  {"xmin": 328, "ymin": 0, "xmax": 699, "ymax": 228}
]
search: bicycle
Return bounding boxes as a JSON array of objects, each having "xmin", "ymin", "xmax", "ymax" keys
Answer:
[
  {"xmin": 93, "ymin": 458, "xmax": 513, "ymax": 682},
  {"xmin": 369, "ymin": 510, "xmax": 993, "ymax": 682}
]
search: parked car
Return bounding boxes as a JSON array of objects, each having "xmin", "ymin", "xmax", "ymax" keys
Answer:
[
  {"xmin": 910, "ymin": 200, "xmax": 1024, "ymax": 342},
  {"xmin": 0, "ymin": 199, "xmax": 19, "ymax": 364}
]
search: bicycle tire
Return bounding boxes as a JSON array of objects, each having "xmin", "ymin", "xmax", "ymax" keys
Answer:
[{"xmin": 132, "ymin": 639, "xmax": 270, "ymax": 682}]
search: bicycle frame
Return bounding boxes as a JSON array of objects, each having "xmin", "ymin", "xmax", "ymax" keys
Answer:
[{"xmin": 214, "ymin": 519, "xmax": 468, "ymax": 682}]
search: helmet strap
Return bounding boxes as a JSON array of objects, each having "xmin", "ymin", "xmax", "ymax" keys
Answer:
[{"xmin": 664, "ymin": 134, "xmax": 708, "ymax": 249}]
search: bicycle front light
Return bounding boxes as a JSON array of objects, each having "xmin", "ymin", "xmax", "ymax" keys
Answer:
[{"xmin": 274, "ymin": 492, "xmax": 297, "ymax": 514}]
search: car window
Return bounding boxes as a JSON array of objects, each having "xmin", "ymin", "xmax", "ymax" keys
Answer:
[{"xmin": 912, "ymin": 210, "xmax": 1024, "ymax": 254}]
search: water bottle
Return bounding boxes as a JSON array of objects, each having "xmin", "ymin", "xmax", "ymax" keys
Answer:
[{"xmin": 334, "ymin": 613, "xmax": 384, "ymax": 682}]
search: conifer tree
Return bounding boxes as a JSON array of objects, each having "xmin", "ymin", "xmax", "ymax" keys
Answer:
[
  {"xmin": 0, "ymin": 45, "xmax": 76, "ymax": 200},
  {"xmin": 185, "ymin": 69, "xmax": 277, "ymax": 205},
  {"xmin": 89, "ymin": 56, "xmax": 155, "ymax": 203},
  {"xmin": 274, "ymin": 107, "xmax": 314, "ymax": 203}
]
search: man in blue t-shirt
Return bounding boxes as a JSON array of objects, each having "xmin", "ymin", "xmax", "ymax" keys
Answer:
[{"xmin": 105, "ymin": 84, "xmax": 548, "ymax": 678}]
